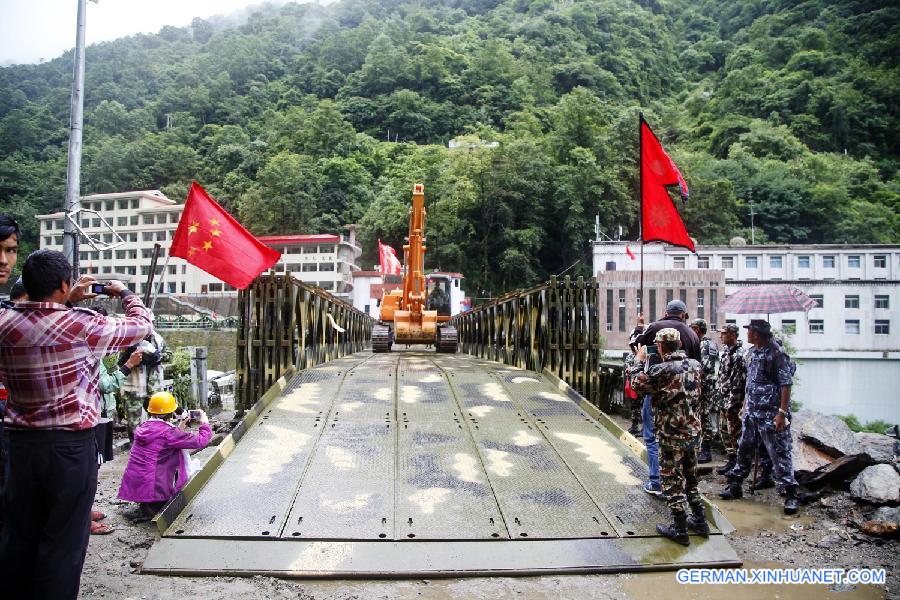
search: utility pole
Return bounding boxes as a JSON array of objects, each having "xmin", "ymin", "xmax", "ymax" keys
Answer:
[{"xmin": 63, "ymin": 0, "xmax": 88, "ymax": 276}]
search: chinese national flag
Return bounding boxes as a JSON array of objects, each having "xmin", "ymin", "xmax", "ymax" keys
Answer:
[
  {"xmin": 170, "ymin": 182, "xmax": 281, "ymax": 289},
  {"xmin": 640, "ymin": 116, "xmax": 694, "ymax": 252},
  {"xmin": 378, "ymin": 239, "xmax": 402, "ymax": 276}
]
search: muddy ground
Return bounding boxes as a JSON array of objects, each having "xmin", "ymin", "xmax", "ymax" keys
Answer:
[{"xmin": 79, "ymin": 418, "xmax": 897, "ymax": 600}]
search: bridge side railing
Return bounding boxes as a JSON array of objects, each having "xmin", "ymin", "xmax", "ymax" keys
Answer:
[
  {"xmin": 236, "ymin": 274, "xmax": 374, "ymax": 411},
  {"xmin": 450, "ymin": 275, "xmax": 624, "ymax": 411}
]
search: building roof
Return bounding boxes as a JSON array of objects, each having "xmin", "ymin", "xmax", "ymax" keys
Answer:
[{"xmin": 258, "ymin": 234, "xmax": 341, "ymax": 246}]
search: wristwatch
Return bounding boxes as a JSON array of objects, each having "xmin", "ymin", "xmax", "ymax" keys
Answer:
[{"xmin": 777, "ymin": 408, "xmax": 788, "ymax": 416}]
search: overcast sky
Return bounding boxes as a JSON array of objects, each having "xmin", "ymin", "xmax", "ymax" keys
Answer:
[{"xmin": 0, "ymin": 0, "xmax": 278, "ymax": 65}]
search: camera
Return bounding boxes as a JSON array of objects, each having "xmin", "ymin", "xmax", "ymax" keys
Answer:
[
  {"xmin": 91, "ymin": 283, "xmax": 106, "ymax": 295},
  {"xmin": 189, "ymin": 409, "xmax": 202, "ymax": 420}
]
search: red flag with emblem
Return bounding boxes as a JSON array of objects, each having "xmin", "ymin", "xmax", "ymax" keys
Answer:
[
  {"xmin": 170, "ymin": 182, "xmax": 281, "ymax": 289},
  {"xmin": 378, "ymin": 239, "xmax": 402, "ymax": 276},
  {"xmin": 640, "ymin": 116, "xmax": 694, "ymax": 252}
]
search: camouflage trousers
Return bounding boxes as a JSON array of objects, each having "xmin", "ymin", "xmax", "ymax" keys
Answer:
[
  {"xmin": 122, "ymin": 391, "xmax": 147, "ymax": 439},
  {"xmin": 697, "ymin": 379, "xmax": 716, "ymax": 445},
  {"xmin": 659, "ymin": 441, "xmax": 703, "ymax": 516},
  {"xmin": 720, "ymin": 400, "xmax": 743, "ymax": 457},
  {"xmin": 731, "ymin": 413, "xmax": 797, "ymax": 491},
  {"xmin": 629, "ymin": 397, "xmax": 642, "ymax": 424}
]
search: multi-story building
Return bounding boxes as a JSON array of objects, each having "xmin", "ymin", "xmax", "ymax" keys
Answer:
[
  {"xmin": 37, "ymin": 190, "xmax": 362, "ymax": 300},
  {"xmin": 593, "ymin": 241, "xmax": 900, "ymax": 422}
]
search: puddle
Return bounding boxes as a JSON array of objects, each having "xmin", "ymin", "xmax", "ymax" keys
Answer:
[
  {"xmin": 715, "ymin": 498, "xmax": 812, "ymax": 536},
  {"xmin": 620, "ymin": 561, "xmax": 885, "ymax": 600}
]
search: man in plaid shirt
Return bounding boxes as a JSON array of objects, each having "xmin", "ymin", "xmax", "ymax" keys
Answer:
[{"xmin": 0, "ymin": 249, "xmax": 152, "ymax": 599}]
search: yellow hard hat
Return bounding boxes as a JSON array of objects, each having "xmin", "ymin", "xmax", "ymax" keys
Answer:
[{"xmin": 147, "ymin": 391, "xmax": 177, "ymax": 415}]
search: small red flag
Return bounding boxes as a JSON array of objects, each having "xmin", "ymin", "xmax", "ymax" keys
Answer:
[
  {"xmin": 640, "ymin": 117, "xmax": 694, "ymax": 252},
  {"xmin": 625, "ymin": 245, "xmax": 636, "ymax": 260},
  {"xmin": 170, "ymin": 182, "xmax": 281, "ymax": 289},
  {"xmin": 378, "ymin": 239, "xmax": 402, "ymax": 276}
]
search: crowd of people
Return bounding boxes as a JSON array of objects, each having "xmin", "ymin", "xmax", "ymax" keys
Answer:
[
  {"xmin": 624, "ymin": 299, "xmax": 799, "ymax": 546},
  {"xmin": 0, "ymin": 213, "xmax": 211, "ymax": 599}
]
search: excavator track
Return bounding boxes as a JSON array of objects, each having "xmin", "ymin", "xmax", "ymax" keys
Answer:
[
  {"xmin": 371, "ymin": 324, "xmax": 393, "ymax": 353},
  {"xmin": 436, "ymin": 325, "xmax": 458, "ymax": 353}
]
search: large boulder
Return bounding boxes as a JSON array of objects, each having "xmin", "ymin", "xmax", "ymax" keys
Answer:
[
  {"xmin": 791, "ymin": 427, "xmax": 834, "ymax": 477},
  {"xmin": 793, "ymin": 411, "xmax": 865, "ymax": 458},
  {"xmin": 849, "ymin": 464, "xmax": 900, "ymax": 504},
  {"xmin": 855, "ymin": 432, "xmax": 899, "ymax": 464}
]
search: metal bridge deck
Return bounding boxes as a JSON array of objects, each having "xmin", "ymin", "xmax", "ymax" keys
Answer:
[{"xmin": 144, "ymin": 351, "xmax": 739, "ymax": 577}]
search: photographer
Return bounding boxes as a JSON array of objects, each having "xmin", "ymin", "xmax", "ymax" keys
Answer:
[
  {"xmin": 119, "ymin": 330, "xmax": 169, "ymax": 441},
  {"xmin": 118, "ymin": 391, "xmax": 211, "ymax": 520},
  {"xmin": 0, "ymin": 249, "xmax": 152, "ymax": 599}
]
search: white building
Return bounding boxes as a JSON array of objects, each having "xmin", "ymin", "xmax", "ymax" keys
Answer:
[
  {"xmin": 593, "ymin": 241, "xmax": 900, "ymax": 423},
  {"xmin": 37, "ymin": 190, "xmax": 362, "ymax": 300}
]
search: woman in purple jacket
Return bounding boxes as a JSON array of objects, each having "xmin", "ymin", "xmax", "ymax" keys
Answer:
[{"xmin": 118, "ymin": 391, "xmax": 211, "ymax": 518}]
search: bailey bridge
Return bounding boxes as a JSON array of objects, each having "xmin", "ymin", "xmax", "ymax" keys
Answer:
[{"xmin": 143, "ymin": 275, "xmax": 739, "ymax": 577}]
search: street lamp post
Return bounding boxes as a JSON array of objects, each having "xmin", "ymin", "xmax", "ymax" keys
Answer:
[{"xmin": 62, "ymin": 0, "xmax": 88, "ymax": 275}]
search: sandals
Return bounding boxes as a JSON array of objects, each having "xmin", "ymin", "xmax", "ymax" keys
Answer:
[
  {"xmin": 91, "ymin": 510, "xmax": 107, "ymax": 521},
  {"xmin": 90, "ymin": 521, "xmax": 115, "ymax": 535}
]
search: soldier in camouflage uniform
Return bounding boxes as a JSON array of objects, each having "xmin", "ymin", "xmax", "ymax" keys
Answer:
[
  {"xmin": 719, "ymin": 320, "xmax": 799, "ymax": 515},
  {"xmin": 624, "ymin": 324, "xmax": 645, "ymax": 434},
  {"xmin": 628, "ymin": 328, "xmax": 707, "ymax": 546},
  {"xmin": 689, "ymin": 319, "xmax": 718, "ymax": 463},
  {"xmin": 120, "ymin": 332, "xmax": 169, "ymax": 441},
  {"xmin": 714, "ymin": 324, "xmax": 745, "ymax": 475}
]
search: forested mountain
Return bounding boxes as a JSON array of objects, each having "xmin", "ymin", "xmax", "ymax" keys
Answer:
[{"xmin": 1, "ymin": 0, "xmax": 897, "ymax": 292}]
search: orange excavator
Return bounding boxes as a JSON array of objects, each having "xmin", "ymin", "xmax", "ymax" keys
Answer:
[{"xmin": 372, "ymin": 184, "xmax": 458, "ymax": 353}]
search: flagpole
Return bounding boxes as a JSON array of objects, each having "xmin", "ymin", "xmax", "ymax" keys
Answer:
[{"xmin": 638, "ymin": 111, "xmax": 644, "ymax": 318}]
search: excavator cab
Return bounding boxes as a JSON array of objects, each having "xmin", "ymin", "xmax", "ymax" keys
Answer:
[{"xmin": 426, "ymin": 274, "xmax": 452, "ymax": 316}]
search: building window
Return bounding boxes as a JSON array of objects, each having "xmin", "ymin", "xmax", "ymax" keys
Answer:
[
  {"xmin": 102, "ymin": 266, "xmax": 111, "ymax": 274},
  {"xmin": 156, "ymin": 231, "xmax": 167, "ymax": 241},
  {"xmin": 697, "ymin": 256, "xmax": 709, "ymax": 269},
  {"xmin": 320, "ymin": 245, "xmax": 336, "ymax": 254},
  {"xmin": 679, "ymin": 289, "xmax": 687, "ymax": 305},
  {"xmin": 209, "ymin": 283, "xmax": 223, "ymax": 292},
  {"xmin": 875, "ymin": 320, "xmax": 890, "ymax": 335},
  {"xmin": 118, "ymin": 199, "xmax": 128, "ymax": 210},
  {"xmin": 117, "ymin": 217, "xmax": 127, "ymax": 226},
  {"xmin": 721, "ymin": 256, "xmax": 734, "ymax": 269},
  {"xmin": 697, "ymin": 290, "xmax": 704, "ymax": 320},
  {"xmin": 745, "ymin": 256, "xmax": 759, "ymax": 269},
  {"xmin": 823, "ymin": 256, "xmax": 835, "ymax": 268},
  {"xmin": 847, "ymin": 255, "xmax": 861, "ymax": 268},
  {"xmin": 845, "ymin": 320, "xmax": 860, "ymax": 334},
  {"xmin": 710, "ymin": 289, "xmax": 718, "ymax": 329},
  {"xmin": 781, "ymin": 319, "xmax": 796, "ymax": 334},
  {"xmin": 649, "ymin": 289, "xmax": 656, "ymax": 320},
  {"xmin": 91, "ymin": 218, "xmax": 101, "ymax": 228},
  {"xmin": 606, "ymin": 289, "xmax": 613, "ymax": 332},
  {"xmin": 873, "ymin": 255, "xmax": 886, "ymax": 268},
  {"xmin": 797, "ymin": 256, "xmax": 810, "ymax": 268},
  {"xmin": 618, "ymin": 290, "xmax": 626, "ymax": 332},
  {"xmin": 636, "ymin": 290, "xmax": 642, "ymax": 312},
  {"xmin": 844, "ymin": 295, "xmax": 859, "ymax": 309},
  {"xmin": 809, "ymin": 320, "xmax": 824, "ymax": 334},
  {"xmin": 302, "ymin": 245, "xmax": 316, "ymax": 254},
  {"xmin": 143, "ymin": 215, "xmax": 153, "ymax": 225},
  {"xmin": 142, "ymin": 232, "xmax": 154, "ymax": 241},
  {"xmin": 769, "ymin": 256, "xmax": 783, "ymax": 268},
  {"xmin": 809, "ymin": 294, "xmax": 824, "ymax": 308},
  {"xmin": 319, "ymin": 263, "xmax": 335, "ymax": 272},
  {"xmin": 875, "ymin": 295, "xmax": 889, "ymax": 309},
  {"xmin": 673, "ymin": 256, "xmax": 686, "ymax": 269},
  {"xmin": 103, "ymin": 251, "xmax": 112, "ymax": 259},
  {"xmin": 43, "ymin": 236, "xmax": 51, "ymax": 246},
  {"xmin": 131, "ymin": 199, "xmax": 139, "ymax": 209},
  {"xmin": 666, "ymin": 289, "xmax": 673, "ymax": 304},
  {"xmin": 302, "ymin": 263, "xmax": 317, "ymax": 272},
  {"xmin": 130, "ymin": 216, "xmax": 138, "ymax": 226},
  {"xmin": 115, "ymin": 250, "xmax": 126, "ymax": 260}
]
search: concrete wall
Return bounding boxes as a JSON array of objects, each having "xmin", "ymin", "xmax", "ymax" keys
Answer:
[
  {"xmin": 793, "ymin": 356, "xmax": 900, "ymax": 424},
  {"xmin": 160, "ymin": 329, "xmax": 237, "ymax": 372}
]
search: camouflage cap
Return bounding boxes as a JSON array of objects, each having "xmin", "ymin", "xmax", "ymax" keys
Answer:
[
  {"xmin": 717, "ymin": 323, "xmax": 740, "ymax": 334},
  {"xmin": 654, "ymin": 327, "xmax": 681, "ymax": 343},
  {"xmin": 690, "ymin": 318, "xmax": 708, "ymax": 333},
  {"xmin": 743, "ymin": 319, "xmax": 771, "ymax": 335}
]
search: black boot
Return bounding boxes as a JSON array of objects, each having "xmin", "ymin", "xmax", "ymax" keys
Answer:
[
  {"xmin": 716, "ymin": 454, "xmax": 736, "ymax": 475},
  {"xmin": 719, "ymin": 479, "xmax": 743, "ymax": 500},
  {"xmin": 628, "ymin": 419, "xmax": 641, "ymax": 435},
  {"xmin": 697, "ymin": 440, "xmax": 712, "ymax": 464},
  {"xmin": 657, "ymin": 512, "xmax": 690, "ymax": 546},
  {"xmin": 783, "ymin": 488, "xmax": 799, "ymax": 515},
  {"xmin": 686, "ymin": 505, "xmax": 710, "ymax": 537},
  {"xmin": 753, "ymin": 475, "xmax": 775, "ymax": 490}
]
